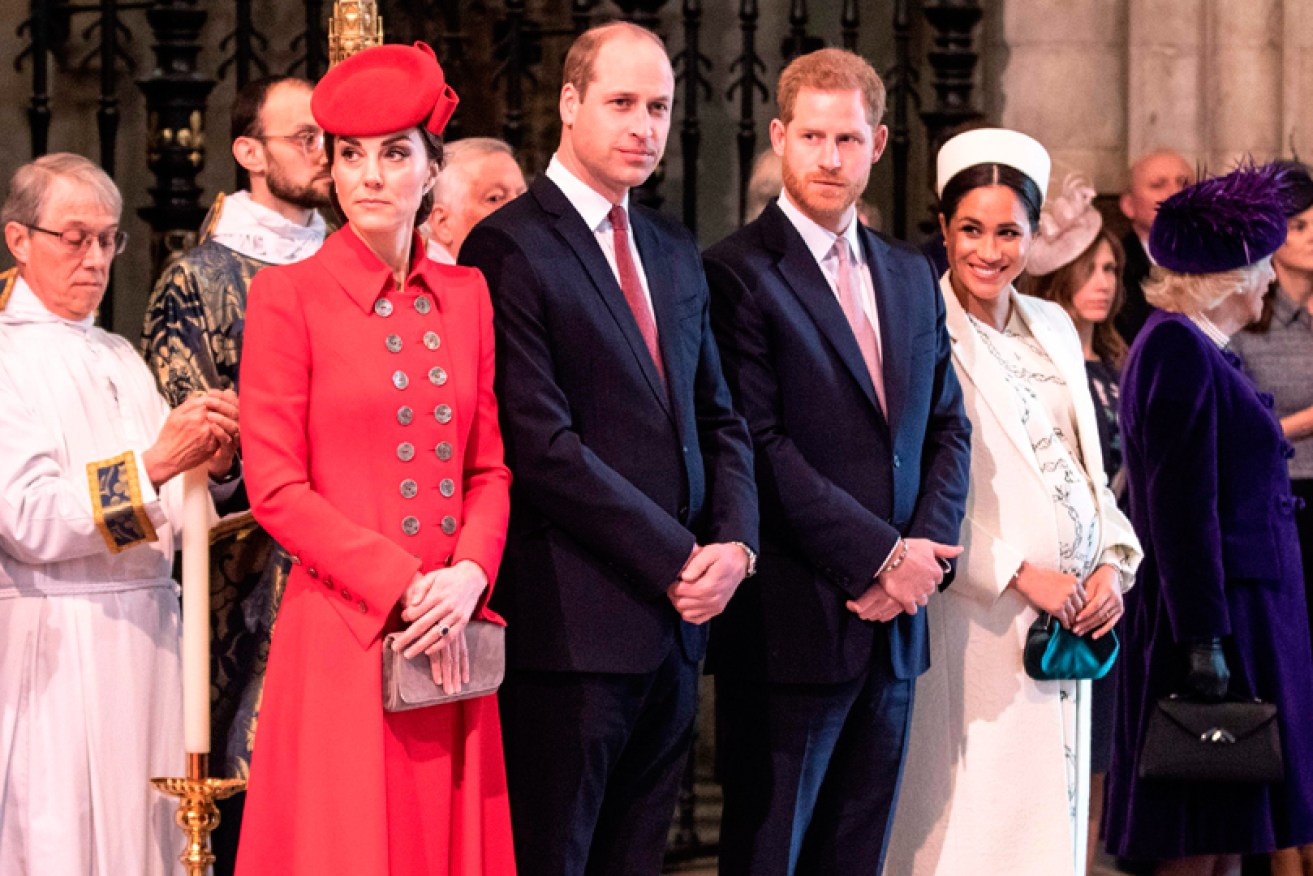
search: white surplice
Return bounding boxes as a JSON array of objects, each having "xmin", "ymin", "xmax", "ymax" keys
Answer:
[{"xmin": 0, "ymin": 275, "xmax": 186, "ymax": 875}]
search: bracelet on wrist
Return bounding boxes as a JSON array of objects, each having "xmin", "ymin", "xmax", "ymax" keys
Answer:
[
  {"xmin": 878, "ymin": 538, "xmax": 909, "ymax": 577},
  {"xmin": 729, "ymin": 541, "xmax": 758, "ymax": 578}
]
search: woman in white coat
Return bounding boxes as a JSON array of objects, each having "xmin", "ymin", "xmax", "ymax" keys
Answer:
[{"xmin": 887, "ymin": 129, "xmax": 1142, "ymax": 876}]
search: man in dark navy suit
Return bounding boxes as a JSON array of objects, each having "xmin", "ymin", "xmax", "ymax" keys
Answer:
[
  {"xmin": 459, "ymin": 21, "xmax": 758, "ymax": 876},
  {"xmin": 703, "ymin": 48, "xmax": 971, "ymax": 876}
]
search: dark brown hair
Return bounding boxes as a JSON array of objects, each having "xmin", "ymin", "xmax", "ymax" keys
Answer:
[
  {"xmin": 324, "ymin": 127, "xmax": 444, "ymax": 227},
  {"xmin": 1018, "ymin": 228, "xmax": 1129, "ymax": 368}
]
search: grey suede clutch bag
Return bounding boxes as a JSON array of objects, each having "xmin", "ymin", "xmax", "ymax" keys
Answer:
[{"xmin": 382, "ymin": 620, "xmax": 506, "ymax": 712}]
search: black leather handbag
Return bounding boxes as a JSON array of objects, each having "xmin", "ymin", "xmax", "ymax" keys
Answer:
[{"xmin": 1138, "ymin": 694, "xmax": 1284, "ymax": 783}]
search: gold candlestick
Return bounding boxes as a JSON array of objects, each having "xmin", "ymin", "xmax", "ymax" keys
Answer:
[
  {"xmin": 328, "ymin": 0, "xmax": 384, "ymax": 68},
  {"xmin": 152, "ymin": 753, "xmax": 245, "ymax": 876}
]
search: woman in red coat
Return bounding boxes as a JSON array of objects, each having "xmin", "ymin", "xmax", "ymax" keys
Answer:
[{"xmin": 235, "ymin": 42, "xmax": 515, "ymax": 875}]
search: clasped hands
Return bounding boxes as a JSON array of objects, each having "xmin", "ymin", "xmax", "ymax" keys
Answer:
[
  {"xmin": 1009, "ymin": 561, "xmax": 1122, "ymax": 638},
  {"xmin": 143, "ymin": 388, "xmax": 241, "ymax": 487},
  {"xmin": 846, "ymin": 538, "xmax": 962, "ymax": 623},
  {"xmin": 391, "ymin": 561, "xmax": 489, "ymax": 695},
  {"xmin": 667, "ymin": 542, "xmax": 751, "ymax": 625}
]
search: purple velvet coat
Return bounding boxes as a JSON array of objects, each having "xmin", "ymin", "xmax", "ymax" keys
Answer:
[{"xmin": 1104, "ymin": 310, "xmax": 1313, "ymax": 859}]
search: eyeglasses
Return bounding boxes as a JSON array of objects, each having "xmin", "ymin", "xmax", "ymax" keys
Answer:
[
  {"xmin": 256, "ymin": 130, "xmax": 326, "ymax": 157},
  {"xmin": 26, "ymin": 224, "xmax": 128, "ymax": 255}
]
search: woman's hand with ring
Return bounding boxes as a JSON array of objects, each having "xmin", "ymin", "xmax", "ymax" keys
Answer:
[
  {"xmin": 1071, "ymin": 564, "xmax": 1124, "ymax": 638},
  {"xmin": 395, "ymin": 560, "xmax": 488, "ymax": 659}
]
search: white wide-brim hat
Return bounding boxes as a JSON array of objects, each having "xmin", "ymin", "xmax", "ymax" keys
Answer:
[{"xmin": 936, "ymin": 128, "xmax": 1051, "ymax": 203}]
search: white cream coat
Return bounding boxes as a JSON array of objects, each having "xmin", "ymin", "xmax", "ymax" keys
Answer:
[{"xmin": 886, "ymin": 279, "xmax": 1141, "ymax": 876}]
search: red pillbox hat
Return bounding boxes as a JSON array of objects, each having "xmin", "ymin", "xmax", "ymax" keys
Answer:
[{"xmin": 312, "ymin": 41, "xmax": 459, "ymax": 137}]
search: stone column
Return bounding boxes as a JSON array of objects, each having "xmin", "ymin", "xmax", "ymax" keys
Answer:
[
  {"xmin": 1201, "ymin": 0, "xmax": 1282, "ymax": 169},
  {"xmin": 1282, "ymin": 0, "xmax": 1313, "ymax": 159},
  {"xmin": 988, "ymin": 0, "xmax": 1129, "ymax": 192}
]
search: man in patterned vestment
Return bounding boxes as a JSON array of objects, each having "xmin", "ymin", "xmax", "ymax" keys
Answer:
[{"xmin": 139, "ymin": 74, "xmax": 330, "ymax": 875}]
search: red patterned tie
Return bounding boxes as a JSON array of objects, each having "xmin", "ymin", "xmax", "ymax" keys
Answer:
[{"xmin": 609, "ymin": 205, "xmax": 666, "ymax": 385}]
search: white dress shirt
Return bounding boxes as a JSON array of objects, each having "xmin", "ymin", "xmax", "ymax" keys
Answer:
[
  {"xmin": 545, "ymin": 156, "xmax": 657, "ymax": 319},
  {"xmin": 776, "ymin": 191, "xmax": 884, "ymax": 364}
]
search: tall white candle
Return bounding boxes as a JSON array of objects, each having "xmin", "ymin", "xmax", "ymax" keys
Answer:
[{"xmin": 181, "ymin": 467, "xmax": 210, "ymax": 754}]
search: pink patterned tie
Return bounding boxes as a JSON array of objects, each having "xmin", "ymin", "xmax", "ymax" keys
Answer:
[
  {"xmin": 833, "ymin": 238, "xmax": 886, "ymax": 411},
  {"xmin": 609, "ymin": 205, "xmax": 666, "ymax": 386}
]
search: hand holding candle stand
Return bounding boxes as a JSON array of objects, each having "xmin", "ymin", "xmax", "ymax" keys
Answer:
[{"xmin": 149, "ymin": 388, "xmax": 245, "ymax": 876}]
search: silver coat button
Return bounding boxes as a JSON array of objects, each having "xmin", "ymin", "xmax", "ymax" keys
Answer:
[
  {"xmin": 415, "ymin": 295, "xmax": 432, "ymax": 314},
  {"xmin": 402, "ymin": 516, "xmax": 420, "ymax": 536},
  {"xmin": 429, "ymin": 366, "xmax": 448, "ymax": 386},
  {"xmin": 392, "ymin": 370, "xmax": 409, "ymax": 390},
  {"xmin": 400, "ymin": 479, "xmax": 418, "ymax": 499},
  {"xmin": 435, "ymin": 441, "xmax": 453, "ymax": 461},
  {"xmin": 397, "ymin": 442, "xmax": 415, "ymax": 462},
  {"xmin": 374, "ymin": 298, "xmax": 394, "ymax": 317},
  {"xmin": 441, "ymin": 516, "xmax": 457, "ymax": 535},
  {"xmin": 397, "ymin": 406, "xmax": 414, "ymax": 426},
  {"xmin": 423, "ymin": 331, "xmax": 441, "ymax": 350},
  {"xmin": 439, "ymin": 478, "xmax": 456, "ymax": 498},
  {"xmin": 434, "ymin": 404, "xmax": 453, "ymax": 424},
  {"xmin": 386, "ymin": 334, "xmax": 402, "ymax": 353}
]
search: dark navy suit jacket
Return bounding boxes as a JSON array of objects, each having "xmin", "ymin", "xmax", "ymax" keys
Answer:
[
  {"xmin": 460, "ymin": 176, "xmax": 758, "ymax": 674},
  {"xmin": 703, "ymin": 202, "xmax": 970, "ymax": 684}
]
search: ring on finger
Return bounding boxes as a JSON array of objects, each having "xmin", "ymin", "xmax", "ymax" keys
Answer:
[{"xmin": 439, "ymin": 624, "xmax": 450, "ymax": 637}]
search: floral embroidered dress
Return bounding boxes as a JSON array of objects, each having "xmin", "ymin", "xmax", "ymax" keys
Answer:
[{"xmin": 969, "ymin": 307, "xmax": 1103, "ymax": 825}]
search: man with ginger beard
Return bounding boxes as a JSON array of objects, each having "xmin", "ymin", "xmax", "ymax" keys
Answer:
[
  {"xmin": 459, "ymin": 21, "xmax": 757, "ymax": 876},
  {"xmin": 703, "ymin": 48, "xmax": 970, "ymax": 875}
]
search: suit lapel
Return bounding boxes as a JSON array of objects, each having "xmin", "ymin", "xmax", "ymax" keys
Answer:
[
  {"xmin": 631, "ymin": 211, "xmax": 682, "ymax": 422},
  {"xmin": 861, "ymin": 229, "xmax": 906, "ymax": 433},
  {"xmin": 767, "ymin": 206, "xmax": 884, "ymax": 419},
  {"xmin": 941, "ymin": 276, "xmax": 1045, "ymax": 489},
  {"xmin": 1016, "ymin": 296, "xmax": 1106, "ymax": 485},
  {"xmin": 535, "ymin": 178, "xmax": 672, "ymax": 417}
]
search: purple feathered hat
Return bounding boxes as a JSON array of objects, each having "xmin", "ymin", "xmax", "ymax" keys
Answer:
[{"xmin": 1148, "ymin": 161, "xmax": 1293, "ymax": 275}]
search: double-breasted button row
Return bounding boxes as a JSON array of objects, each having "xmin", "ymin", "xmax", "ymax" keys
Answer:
[
  {"xmin": 376, "ymin": 293, "xmax": 456, "ymax": 542},
  {"xmin": 373, "ymin": 295, "xmax": 433, "ymax": 316},
  {"xmin": 403, "ymin": 516, "xmax": 459, "ymax": 536}
]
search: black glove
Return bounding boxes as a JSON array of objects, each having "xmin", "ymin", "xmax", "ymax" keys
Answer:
[{"xmin": 1183, "ymin": 638, "xmax": 1229, "ymax": 701}]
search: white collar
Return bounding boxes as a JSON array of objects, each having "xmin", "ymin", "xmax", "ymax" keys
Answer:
[
  {"xmin": 1187, "ymin": 312, "xmax": 1231, "ymax": 349},
  {"xmin": 545, "ymin": 156, "xmax": 631, "ymax": 233},
  {"xmin": 776, "ymin": 190, "xmax": 863, "ymax": 267},
  {"xmin": 425, "ymin": 238, "xmax": 457, "ymax": 265},
  {"xmin": 207, "ymin": 191, "xmax": 327, "ymax": 265},
  {"xmin": 0, "ymin": 275, "xmax": 96, "ymax": 330}
]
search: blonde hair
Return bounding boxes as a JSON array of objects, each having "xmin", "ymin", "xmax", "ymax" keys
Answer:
[
  {"xmin": 776, "ymin": 48, "xmax": 886, "ymax": 127},
  {"xmin": 563, "ymin": 22, "xmax": 666, "ymax": 100},
  {"xmin": 1143, "ymin": 260, "xmax": 1271, "ymax": 314}
]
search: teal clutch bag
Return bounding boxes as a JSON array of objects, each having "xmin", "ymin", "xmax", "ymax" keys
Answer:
[{"xmin": 1023, "ymin": 612, "xmax": 1119, "ymax": 681}]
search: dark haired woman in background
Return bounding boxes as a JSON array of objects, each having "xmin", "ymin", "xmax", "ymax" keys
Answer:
[
  {"xmin": 235, "ymin": 43, "xmax": 515, "ymax": 875},
  {"xmin": 888, "ymin": 131, "xmax": 1140, "ymax": 876},
  {"xmin": 1019, "ymin": 175, "xmax": 1130, "ymax": 873}
]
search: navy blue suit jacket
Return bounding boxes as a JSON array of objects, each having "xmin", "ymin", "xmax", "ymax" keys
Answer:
[
  {"xmin": 703, "ymin": 203, "xmax": 970, "ymax": 684},
  {"xmin": 460, "ymin": 176, "xmax": 758, "ymax": 674}
]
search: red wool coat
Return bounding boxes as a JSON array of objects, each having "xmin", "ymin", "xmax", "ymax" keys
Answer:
[{"xmin": 234, "ymin": 227, "xmax": 515, "ymax": 875}]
